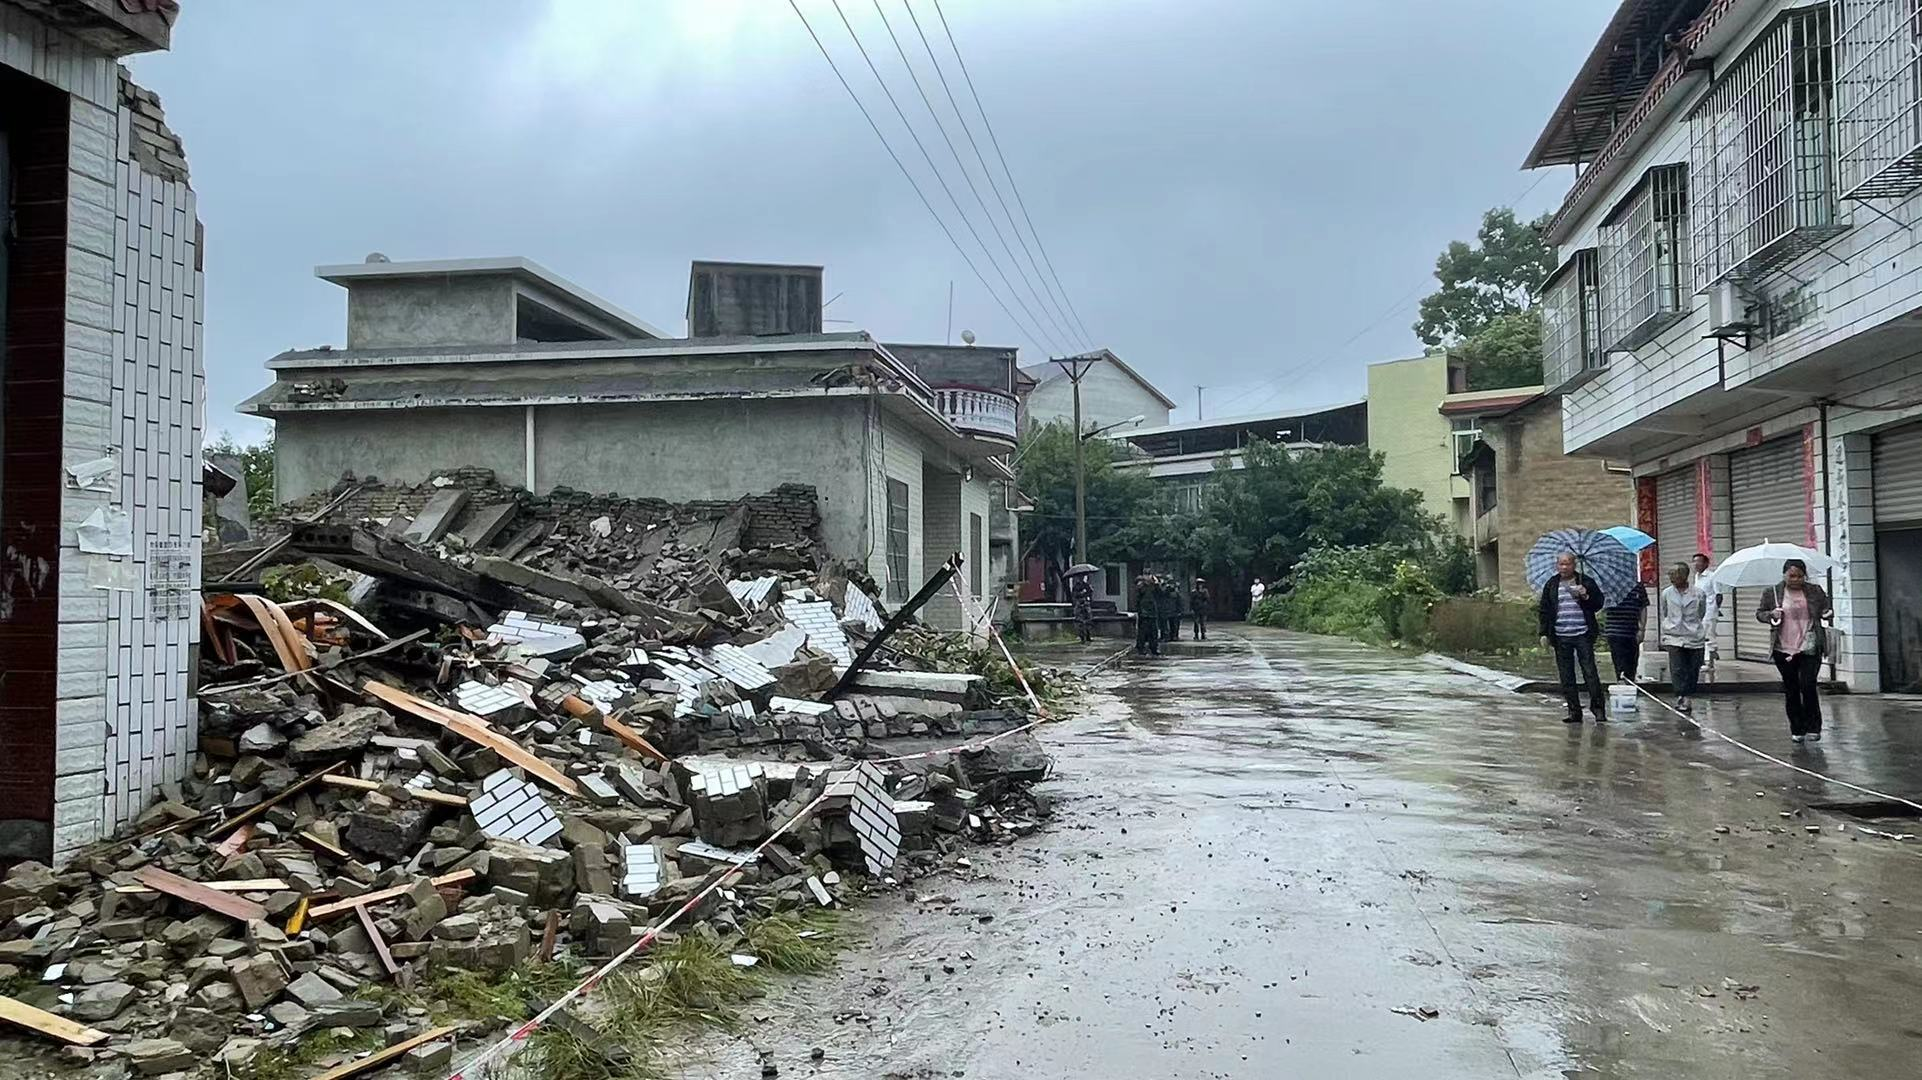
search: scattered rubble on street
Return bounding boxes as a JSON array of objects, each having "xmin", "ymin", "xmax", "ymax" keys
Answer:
[{"xmin": 0, "ymin": 470, "xmax": 1062, "ymax": 1078}]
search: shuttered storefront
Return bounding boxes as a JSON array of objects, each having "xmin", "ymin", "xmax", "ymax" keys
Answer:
[
  {"xmin": 1653, "ymin": 468, "xmax": 1697, "ymax": 647},
  {"xmin": 1729, "ymin": 437, "xmax": 1809, "ymax": 661},
  {"xmin": 1873, "ymin": 422, "xmax": 1922, "ymax": 527},
  {"xmin": 1873, "ymin": 423, "xmax": 1922, "ymax": 691},
  {"xmin": 1654, "ymin": 468, "xmax": 1697, "ymax": 576}
]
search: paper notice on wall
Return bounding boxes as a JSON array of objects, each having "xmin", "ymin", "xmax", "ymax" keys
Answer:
[
  {"xmin": 65, "ymin": 455, "xmax": 118, "ymax": 493},
  {"xmin": 148, "ymin": 539, "xmax": 194, "ymax": 620},
  {"xmin": 76, "ymin": 507, "xmax": 133, "ymax": 556},
  {"xmin": 85, "ymin": 554, "xmax": 140, "ymax": 591}
]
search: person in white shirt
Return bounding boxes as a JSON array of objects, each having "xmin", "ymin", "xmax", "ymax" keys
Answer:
[
  {"xmin": 1661, "ymin": 563, "xmax": 1710, "ymax": 714},
  {"xmin": 1691, "ymin": 552, "xmax": 1720, "ymax": 671},
  {"xmin": 1250, "ymin": 578, "xmax": 1266, "ymax": 610}
]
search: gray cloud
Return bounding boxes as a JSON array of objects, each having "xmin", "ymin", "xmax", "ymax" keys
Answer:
[{"xmin": 130, "ymin": 0, "xmax": 1610, "ymax": 438}]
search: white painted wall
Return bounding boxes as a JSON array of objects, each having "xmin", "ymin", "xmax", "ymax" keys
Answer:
[{"xmin": 1026, "ymin": 359, "xmax": 1171, "ymax": 433}]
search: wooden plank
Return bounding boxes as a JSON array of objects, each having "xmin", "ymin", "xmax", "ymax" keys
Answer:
[
  {"xmin": 115, "ymin": 877, "xmax": 287, "ymax": 896},
  {"xmin": 206, "ymin": 761, "xmax": 344, "ymax": 839},
  {"xmin": 356, "ymin": 903, "xmax": 400, "ymax": 979},
  {"xmin": 308, "ymin": 869, "xmax": 478, "ymax": 920},
  {"xmin": 0, "ymin": 994, "xmax": 109, "ymax": 1047},
  {"xmin": 297, "ymin": 829, "xmax": 351, "ymax": 860},
  {"xmin": 363, "ymin": 680, "xmax": 581, "ymax": 797},
  {"xmin": 306, "ymin": 1024, "xmax": 457, "ymax": 1080},
  {"xmin": 285, "ymin": 897, "xmax": 309, "ymax": 936},
  {"xmin": 601, "ymin": 714, "xmax": 673, "ymax": 764},
  {"xmin": 317, "ymin": 773, "xmax": 469, "ymax": 808},
  {"xmin": 214, "ymin": 822, "xmax": 254, "ymax": 857},
  {"xmin": 131, "ymin": 866, "xmax": 269, "ymax": 922}
]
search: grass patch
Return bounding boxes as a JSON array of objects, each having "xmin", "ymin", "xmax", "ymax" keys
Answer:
[
  {"xmin": 518, "ymin": 1025, "xmax": 662, "ymax": 1080},
  {"xmin": 245, "ymin": 1028, "xmax": 386, "ymax": 1080},
  {"xmin": 741, "ymin": 912, "xmax": 846, "ymax": 975}
]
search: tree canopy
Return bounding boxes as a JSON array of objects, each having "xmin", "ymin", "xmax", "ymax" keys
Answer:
[
  {"xmin": 1015, "ymin": 421, "xmax": 1158, "ymax": 588},
  {"xmin": 1118, "ymin": 442, "xmax": 1439, "ymax": 585},
  {"xmin": 1414, "ymin": 208, "xmax": 1556, "ymax": 391}
]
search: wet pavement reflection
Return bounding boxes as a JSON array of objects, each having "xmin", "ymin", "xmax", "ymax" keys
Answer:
[{"xmin": 676, "ymin": 628, "xmax": 1922, "ymax": 1080}]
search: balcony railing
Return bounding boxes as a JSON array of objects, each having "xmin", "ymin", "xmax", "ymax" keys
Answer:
[{"xmin": 936, "ymin": 386, "xmax": 1018, "ymax": 441}]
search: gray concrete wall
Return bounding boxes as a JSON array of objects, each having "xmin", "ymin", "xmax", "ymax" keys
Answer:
[
  {"xmin": 1026, "ymin": 359, "xmax": 1170, "ymax": 432},
  {"xmin": 346, "ymin": 277, "xmax": 517, "ymax": 348},
  {"xmin": 531, "ymin": 398, "xmax": 871, "ymax": 563},
  {"xmin": 275, "ymin": 407, "xmax": 529, "ymax": 502}
]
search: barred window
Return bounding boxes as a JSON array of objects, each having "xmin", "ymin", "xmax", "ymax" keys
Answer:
[
  {"xmin": 1543, "ymin": 249, "xmax": 1603, "ymax": 391},
  {"xmin": 1834, "ymin": 0, "xmax": 1922, "ymax": 200},
  {"xmin": 885, "ymin": 478, "xmax": 909, "ymax": 602},
  {"xmin": 1600, "ymin": 164, "xmax": 1691, "ymax": 352}
]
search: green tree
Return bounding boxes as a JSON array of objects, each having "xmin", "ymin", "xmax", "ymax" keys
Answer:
[
  {"xmin": 1415, "ymin": 208, "xmax": 1556, "ymax": 390},
  {"xmin": 1451, "ymin": 309, "xmax": 1545, "ymax": 391},
  {"xmin": 206, "ymin": 431, "xmax": 276, "ymax": 520},
  {"xmin": 1181, "ymin": 442, "xmax": 1439, "ymax": 584},
  {"xmin": 1015, "ymin": 421, "xmax": 1158, "ymax": 594}
]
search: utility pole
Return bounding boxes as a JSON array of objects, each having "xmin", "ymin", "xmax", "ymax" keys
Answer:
[{"xmin": 1051, "ymin": 352, "xmax": 1101, "ymax": 565}]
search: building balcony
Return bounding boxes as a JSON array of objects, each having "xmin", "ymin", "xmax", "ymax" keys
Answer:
[
  {"xmin": 937, "ymin": 386, "xmax": 1018, "ymax": 444},
  {"xmin": 1473, "ymin": 504, "xmax": 1500, "ymax": 550}
]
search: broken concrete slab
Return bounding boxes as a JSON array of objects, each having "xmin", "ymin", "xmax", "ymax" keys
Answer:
[{"xmin": 401, "ymin": 488, "xmax": 470, "ymax": 545}]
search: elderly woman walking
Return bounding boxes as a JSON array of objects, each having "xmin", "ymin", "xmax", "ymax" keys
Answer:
[{"xmin": 1756, "ymin": 558, "xmax": 1833, "ymax": 744}]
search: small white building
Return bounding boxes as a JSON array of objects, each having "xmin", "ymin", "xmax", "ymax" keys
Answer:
[
  {"xmin": 1020, "ymin": 349, "xmax": 1175, "ymax": 434},
  {"xmin": 1, "ymin": 0, "xmax": 204, "ymax": 863},
  {"xmin": 1526, "ymin": 0, "xmax": 1922, "ymax": 691}
]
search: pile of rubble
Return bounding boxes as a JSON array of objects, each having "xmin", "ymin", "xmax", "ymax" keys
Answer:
[{"xmin": 0, "ymin": 474, "xmax": 1056, "ymax": 1077}]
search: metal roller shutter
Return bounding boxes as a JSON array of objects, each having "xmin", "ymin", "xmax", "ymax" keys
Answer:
[
  {"xmin": 1654, "ymin": 468, "xmax": 1697, "ymax": 576},
  {"xmin": 1729, "ymin": 437, "xmax": 1809, "ymax": 661},
  {"xmin": 1873, "ymin": 422, "xmax": 1922, "ymax": 528}
]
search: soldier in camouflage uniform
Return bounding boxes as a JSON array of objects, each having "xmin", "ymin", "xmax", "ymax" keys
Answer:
[{"xmin": 1069, "ymin": 572, "xmax": 1095, "ymax": 644}]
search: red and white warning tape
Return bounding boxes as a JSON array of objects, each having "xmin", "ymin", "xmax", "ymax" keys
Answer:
[
  {"xmin": 445, "ymin": 573, "xmax": 1059, "ymax": 1078},
  {"xmin": 1629, "ymin": 680, "xmax": 1922, "ymax": 815}
]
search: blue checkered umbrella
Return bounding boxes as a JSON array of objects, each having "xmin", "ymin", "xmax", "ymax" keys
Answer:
[{"xmin": 1525, "ymin": 528, "xmax": 1640, "ymax": 606}]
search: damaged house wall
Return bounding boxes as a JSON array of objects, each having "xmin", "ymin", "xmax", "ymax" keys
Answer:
[
  {"xmin": 275, "ymin": 407, "xmax": 528, "ymax": 500},
  {"xmin": 345, "ymin": 276, "xmax": 517, "ymax": 349},
  {"xmin": 0, "ymin": 2, "xmax": 202, "ymax": 865}
]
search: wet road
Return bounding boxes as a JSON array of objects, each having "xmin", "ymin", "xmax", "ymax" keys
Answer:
[{"xmin": 678, "ymin": 628, "xmax": 1922, "ymax": 1079}]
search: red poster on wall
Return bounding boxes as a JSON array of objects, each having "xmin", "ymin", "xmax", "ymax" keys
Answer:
[
  {"xmin": 1694, "ymin": 456, "xmax": 1713, "ymax": 555},
  {"xmin": 1636, "ymin": 476, "xmax": 1659, "ymax": 582},
  {"xmin": 1803, "ymin": 424, "xmax": 1819, "ymax": 547}
]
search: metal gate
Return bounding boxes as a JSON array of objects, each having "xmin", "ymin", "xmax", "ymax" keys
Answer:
[
  {"xmin": 1729, "ymin": 437, "xmax": 1809, "ymax": 661},
  {"xmin": 1873, "ymin": 422, "xmax": 1922, "ymax": 690}
]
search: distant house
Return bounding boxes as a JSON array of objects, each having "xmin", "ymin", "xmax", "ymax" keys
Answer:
[
  {"xmin": 1019, "ymin": 349, "xmax": 1175, "ymax": 434},
  {"xmin": 1366, "ymin": 354, "xmax": 1469, "ymax": 532},
  {"xmin": 1447, "ymin": 390, "xmax": 1632, "ymax": 596},
  {"xmin": 245, "ymin": 258, "xmax": 1016, "ymax": 631}
]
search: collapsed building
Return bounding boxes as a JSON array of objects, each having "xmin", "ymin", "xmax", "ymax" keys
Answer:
[
  {"xmin": 0, "ymin": 471, "xmax": 1058, "ymax": 1074},
  {"xmin": 239, "ymin": 257, "xmax": 1023, "ymax": 633}
]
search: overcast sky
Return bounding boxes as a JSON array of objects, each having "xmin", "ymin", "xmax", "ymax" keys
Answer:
[{"xmin": 130, "ymin": 0, "xmax": 1614, "ymax": 440}]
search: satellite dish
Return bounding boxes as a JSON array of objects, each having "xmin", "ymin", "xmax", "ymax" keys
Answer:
[
  {"xmin": 960, "ymin": 329, "xmax": 976, "ymax": 345},
  {"xmin": 365, "ymin": 252, "xmax": 391, "ymax": 264}
]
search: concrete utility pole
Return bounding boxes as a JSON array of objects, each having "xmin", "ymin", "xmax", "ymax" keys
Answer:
[{"xmin": 1051, "ymin": 352, "xmax": 1102, "ymax": 565}]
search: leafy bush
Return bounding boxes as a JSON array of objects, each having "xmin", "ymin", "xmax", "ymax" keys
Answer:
[
  {"xmin": 1376, "ymin": 560, "xmax": 1441, "ymax": 644},
  {"xmin": 1267, "ymin": 578, "xmax": 1386, "ymax": 640},
  {"xmin": 1426, "ymin": 595, "xmax": 1538, "ymax": 654}
]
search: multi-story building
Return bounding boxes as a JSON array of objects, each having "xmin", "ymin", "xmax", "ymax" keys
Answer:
[
  {"xmin": 245, "ymin": 258, "xmax": 1015, "ymax": 632},
  {"xmin": 1525, "ymin": 0, "xmax": 1922, "ymax": 690},
  {"xmin": 1019, "ymin": 349, "xmax": 1174, "ymax": 434},
  {"xmin": 1, "ymin": 0, "xmax": 204, "ymax": 863},
  {"xmin": 1450, "ymin": 390, "xmax": 1635, "ymax": 595},
  {"xmin": 1366, "ymin": 353, "xmax": 1469, "ymax": 529}
]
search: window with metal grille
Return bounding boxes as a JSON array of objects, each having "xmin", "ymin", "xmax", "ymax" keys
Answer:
[
  {"xmin": 1688, "ymin": 5, "xmax": 1846, "ymax": 287},
  {"xmin": 1542, "ymin": 249, "xmax": 1604, "ymax": 391},
  {"xmin": 885, "ymin": 478, "xmax": 909, "ymax": 602},
  {"xmin": 1601, "ymin": 164, "xmax": 1691, "ymax": 351},
  {"xmin": 969, "ymin": 512, "xmax": 983, "ymax": 596},
  {"xmin": 1834, "ymin": 0, "xmax": 1922, "ymax": 199}
]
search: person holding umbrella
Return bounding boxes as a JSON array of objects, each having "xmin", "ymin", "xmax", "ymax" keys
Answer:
[
  {"xmin": 1756, "ymin": 558, "xmax": 1833, "ymax": 744},
  {"xmin": 1538, "ymin": 552, "xmax": 1607, "ymax": 723}
]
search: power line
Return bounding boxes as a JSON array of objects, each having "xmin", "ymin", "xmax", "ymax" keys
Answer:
[
  {"xmin": 898, "ymin": 0, "xmax": 1084, "ymax": 350},
  {"xmin": 864, "ymin": 0, "xmax": 1082, "ymax": 351},
  {"xmin": 821, "ymin": 0, "xmax": 1068, "ymax": 355},
  {"xmin": 930, "ymin": 0, "xmax": 1097, "ymax": 347},
  {"xmin": 786, "ymin": 0, "xmax": 1060, "ymax": 355}
]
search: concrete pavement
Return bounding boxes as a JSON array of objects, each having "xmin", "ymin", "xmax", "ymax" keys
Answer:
[{"xmin": 676, "ymin": 627, "xmax": 1922, "ymax": 1079}]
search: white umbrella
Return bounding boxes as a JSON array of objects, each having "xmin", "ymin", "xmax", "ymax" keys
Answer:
[{"xmin": 1709, "ymin": 541, "xmax": 1840, "ymax": 590}]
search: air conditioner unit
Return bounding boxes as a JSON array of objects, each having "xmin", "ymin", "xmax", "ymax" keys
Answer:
[{"xmin": 1707, "ymin": 281, "xmax": 1753, "ymax": 337}]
